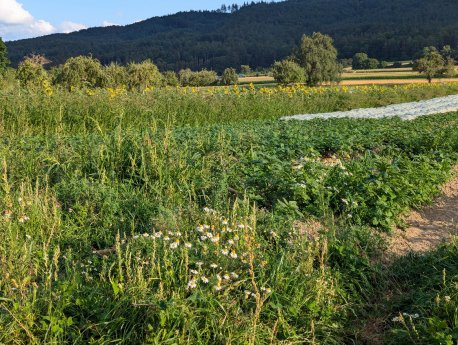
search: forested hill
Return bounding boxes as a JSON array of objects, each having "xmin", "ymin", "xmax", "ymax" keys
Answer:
[{"xmin": 5, "ymin": 0, "xmax": 458, "ymax": 71}]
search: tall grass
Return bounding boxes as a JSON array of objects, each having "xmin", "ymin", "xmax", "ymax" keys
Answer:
[
  {"xmin": 1, "ymin": 84, "xmax": 458, "ymax": 343},
  {"xmin": 1, "ymin": 83, "xmax": 458, "ymax": 135}
]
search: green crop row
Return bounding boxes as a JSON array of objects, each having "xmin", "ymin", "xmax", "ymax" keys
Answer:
[{"xmin": 1, "ymin": 104, "xmax": 457, "ymax": 344}]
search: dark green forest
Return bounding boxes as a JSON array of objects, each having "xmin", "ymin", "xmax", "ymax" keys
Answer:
[{"xmin": 5, "ymin": 0, "xmax": 458, "ymax": 72}]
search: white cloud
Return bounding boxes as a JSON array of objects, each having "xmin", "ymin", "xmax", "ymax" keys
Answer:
[
  {"xmin": 102, "ymin": 20, "xmax": 118, "ymax": 27},
  {"xmin": 30, "ymin": 20, "xmax": 55, "ymax": 35},
  {"xmin": 60, "ymin": 21, "xmax": 87, "ymax": 34},
  {"xmin": 0, "ymin": 0, "xmax": 88, "ymax": 40},
  {"xmin": 0, "ymin": 0, "xmax": 56, "ymax": 40},
  {"xmin": 0, "ymin": 0, "xmax": 33, "ymax": 25}
]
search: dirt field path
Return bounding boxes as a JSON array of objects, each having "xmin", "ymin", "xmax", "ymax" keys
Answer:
[{"xmin": 387, "ymin": 169, "xmax": 458, "ymax": 258}]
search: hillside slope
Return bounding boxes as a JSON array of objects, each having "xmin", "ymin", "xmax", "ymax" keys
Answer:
[{"xmin": 5, "ymin": 0, "xmax": 458, "ymax": 71}]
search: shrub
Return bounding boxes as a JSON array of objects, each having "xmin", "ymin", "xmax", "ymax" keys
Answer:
[
  {"xmin": 339, "ymin": 58, "xmax": 353, "ymax": 68},
  {"xmin": 15, "ymin": 58, "xmax": 48, "ymax": 88},
  {"xmin": 56, "ymin": 55, "xmax": 106, "ymax": 90},
  {"xmin": 352, "ymin": 53, "xmax": 380, "ymax": 70},
  {"xmin": 240, "ymin": 65, "xmax": 251, "ymax": 74},
  {"xmin": 126, "ymin": 60, "xmax": 163, "ymax": 91},
  {"xmin": 272, "ymin": 59, "xmax": 305, "ymax": 85},
  {"xmin": 104, "ymin": 63, "xmax": 128, "ymax": 88},
  {"xmin": 221, "ymin": 68, "xmax": 238, "ymax": 85},
  {"xmin": 162, "ymin": 71, "xmax": 179, "ymax": 86},
  {"xmin": 179, "ymin": 68, "xmax": 217, "ymax": 86},
  {"xmin": 366, "ymin": 58, "xmax": 380, "ymax": 69}
]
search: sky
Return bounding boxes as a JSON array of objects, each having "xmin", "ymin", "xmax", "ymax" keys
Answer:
[{"xmin": 0, "ymin": 0, "xmax": 251, "ymax": 41}]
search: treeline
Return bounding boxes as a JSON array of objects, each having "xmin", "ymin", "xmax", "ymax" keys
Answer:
[
  {"xmin": 5, "ymin": 0, "xmax": 458, "ymax": 72},
  {"xmin": 11, "ymin": 54, "xmax": 242, "ymax": 90}
]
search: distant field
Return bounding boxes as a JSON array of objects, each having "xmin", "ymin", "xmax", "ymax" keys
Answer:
[{"xmin": 239, "ymin": 67, "xmax": 458, "ymax": 86}]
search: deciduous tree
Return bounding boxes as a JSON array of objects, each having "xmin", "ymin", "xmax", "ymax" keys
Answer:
[
  {"xmin": 0, "ymin": 37, "xmax": 10, "ymax": 77},
  {"xmin": 221, "ymin": 68, "xmax": 238, "ymax": 85},
  {"xmin": 292, "ymin": 32, "xmax": 341, "ymax": 86},
  {"xmin": 414, "ymin": 47, "xmax": 454, "ymax": 83}
]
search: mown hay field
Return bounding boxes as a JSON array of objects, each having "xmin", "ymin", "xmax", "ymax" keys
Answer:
[{"xmin": 239, "ymin": 67, "xmax": 458, "ymax": 86}]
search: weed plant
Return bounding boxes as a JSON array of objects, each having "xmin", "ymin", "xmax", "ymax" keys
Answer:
[{"xmin": 0, "ymin": 84, "xmax": 457, "ymax": 343}]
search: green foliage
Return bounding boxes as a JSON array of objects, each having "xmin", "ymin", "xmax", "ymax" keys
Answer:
[
  {"xmin": 221, "ymin": 67, "xmax": 238, "ymax": 85},
  {"xmin": 126, "ymin": 60, "xmax": 163, "ymax": 91},
  {"xmin": 2, "ymin": 83, "xmax": 458, "ymax": 132},
  {"xmin": 178, "ymin": 68, "xmax": 217, "ymax": 86},
  {"xmin": 240, "ymin": 65, "xmax": 251, "ymax": 74},
  {"xmin": 340, "ymin": 58, "xmax": 353, "ymax": 68},
  {"xmin": 366, "ymin": 58, "xmax": 380, "ymax": 69},
  {"xmin": 1, "ymin": 83, "xmax": 458, "ymax": 343},
  {"xmin": 0, "ymin": 37, "xmax": 9, "ymax": 77},
  {"xmin": 385, "ymin": 240, "xmax": 458, "ymax": 344},
  {"xmin": 414, "ymin": 47, "xmax": 456, "ymax": 82},
  {"xmin": 162, "ymin": 71, "xmax": 179, "ymax": 86},
  {"xmin": 15, "ymin": 57, "xmax": 48, "ymax": 88},
  {"xmin": 104, "ymin": 62, "xmax": 127, "ymax": 88},
  {"xmin": 5, "ymin": 0, "xmax": 458, "ymax": 71},
  {"xmin": 352, "ymin": 53, "xmax": 369, "ymax": 70},
  {"xmin": 352, "ymin": 53, "xmax": 381, "ymax": 70},
  {"xmin": 56, "ymin": 55, "xmax": 106, "ymax": 90},
  {"xmin": 271, "ymin": 59, "xmax": 304, "ymax": 85},
  {"xmin": 379, "ymin": 60, "xmax": 390, "ymax": 68},
  {"xmin": 292, "ymin": 32, "xmax": 341, "ymax": 86}
]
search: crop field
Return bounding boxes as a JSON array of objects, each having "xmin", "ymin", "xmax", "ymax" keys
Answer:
[
  {"xmin": 239, "ymin": 67, "xmax": 458, "ymax": 86},
  {"xmin": 1, "ymin": 81, "xmax": 458, "ymax": 344}
]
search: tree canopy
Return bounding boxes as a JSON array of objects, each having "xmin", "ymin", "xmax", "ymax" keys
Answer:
[
  {"xmin": 291, "ymin": 33, "xmax": 341, "ymax": 86},
  {"xmin": 0, "ymin": 37, "xmax": 10, "ymax": 76},
  {"xmin": 5, "ymin": 0, "xmax": 458, "ymax": 72}
]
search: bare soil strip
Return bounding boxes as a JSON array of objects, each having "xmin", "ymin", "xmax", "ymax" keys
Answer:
[{"xmin": 387, "ymin": 169, "xmax": 458, "ymax": 258}]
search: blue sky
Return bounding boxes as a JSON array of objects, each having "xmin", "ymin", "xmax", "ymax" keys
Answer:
[{"xmin": 0, "ymin": 0, "xmax": 251, "ymax": 41}]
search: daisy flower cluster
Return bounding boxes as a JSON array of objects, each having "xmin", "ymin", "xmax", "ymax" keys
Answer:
[{"xmin": 129, "ymin": 207, "xmax": 272, "ymax": 299}]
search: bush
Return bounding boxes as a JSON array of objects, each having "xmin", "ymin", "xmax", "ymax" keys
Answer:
[
  {"xmin": 162, "ymin": 71, "xmax": 179, "ymax": 86},
  {"xmin": 56, "ymin": 55, "xmax": 106, "ymax": 90},
  {"xmin": 272, "ymin": 59, "xmax": 304, "ymax": 85},
  {"xmin": 179, "ymin": 68, "xmax": 217, "ymax": 86},
  {"xmin": 352, "ymin": 53, "xmax": 380, "ymax": 70},
  {"xmin": 366, "ymin": 58, "xmax": 380, "ymax": 69},
  {"xmin": 104, "ymin": 63, "xmax": 128, "ymax": 88},
  {"xmin": 221, "ymin": 68, "xmax": 238, "ymax": 85},
  {"xmin": 339, "ymin": 58, "xmax": 353, "ymax": 68},
  {"xmin": 240, "ymin": 65, "xmax": 251, "ymax": 74},
  {"xmin": 126, "ymin": 60, "xmax": 163, "ymax": 91},
  {"xmin": 15, "ymin": 58, "xmax": 48, "ymax": 88}
]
